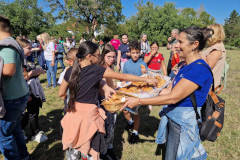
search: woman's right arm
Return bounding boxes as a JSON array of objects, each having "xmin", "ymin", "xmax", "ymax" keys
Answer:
[
  {"xmin": 117, "ymin": 50, "xmax": 121, "ymax": 71},
  {"xmin": 59, "ymin": 79, "xmax": 68, "ymax": 100},
  {"xmin": 103, "ymin": 68, "xmax": 157, "ymax": 84}
]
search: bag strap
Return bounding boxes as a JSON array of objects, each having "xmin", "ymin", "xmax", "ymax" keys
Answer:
[
  {"xmin": 190, "ymin": 62, "xmax": 214, "ymax": 120},
  {"xmin": 214, "ymin": 85, "xmax": 223, "ymax": 94},
  {"xmin": 190, "ymin": 93, "xmax": 201, "ymax": 120}
]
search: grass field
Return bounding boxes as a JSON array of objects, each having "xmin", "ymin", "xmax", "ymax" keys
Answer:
[{"xmin": 0, "ymin": 47, "xmax": 239, "ymax": 160}]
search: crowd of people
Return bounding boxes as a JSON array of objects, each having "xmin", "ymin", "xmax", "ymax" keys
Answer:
[{"xmin": 0, "ymin": 14, "xmax": 227, "ymax": 160}]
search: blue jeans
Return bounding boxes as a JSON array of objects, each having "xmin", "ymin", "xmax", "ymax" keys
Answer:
[
  {"xmin": 156, "ymin": 106, "xmax": 207, "ymax": 160},
  {"xmin": 165, "ymin": 119, "xmax": 181, "ymax": 160},
  {"xmin": 54, "ymin": 58, "xmax": 65, "ymax": 74},
  {"xmin": 0, "ymin": 94, "xmax": 30, "ymax": 160},
  {"xmin": 46, "ymin": 60, "xmax": 56, "ymax": 86}
]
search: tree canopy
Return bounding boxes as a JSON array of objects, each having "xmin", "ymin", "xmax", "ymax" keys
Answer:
[
  {"xmin": 224, "ymin": 10, "xmax": 240, "ymax": 47},
  {"xmin": 120, "ymin": 1, "xmax": 215, "ymax": 45},
  {"xmin": 47, "ymin": 0, "xmax": 124, "ymax": 37},
  {"xmin": 0, "ymin": 0, "xmax": 54, "ymax": 39}
]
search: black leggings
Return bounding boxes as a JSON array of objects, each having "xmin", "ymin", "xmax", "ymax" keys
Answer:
[{"xmin": 21, "ymin": 95, "xmax": 42, "ymax": 136}]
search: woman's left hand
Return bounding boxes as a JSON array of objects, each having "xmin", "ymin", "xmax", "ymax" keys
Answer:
[{"xmin": 120, "ymin": 97, "xmax": 139, "ymax": 111}]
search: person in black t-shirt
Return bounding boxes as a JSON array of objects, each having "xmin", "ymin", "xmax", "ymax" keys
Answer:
[{"xmin": 59, "ymin": 41, "xmax": 157, "ymax": 160}]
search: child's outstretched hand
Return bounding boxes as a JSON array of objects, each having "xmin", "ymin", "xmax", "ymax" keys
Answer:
[
  {"xmin": 144, "ymin": 77, "xmax": 157, "ymax": 86},
  {"xmin": 102, "ymin": 84, "xmax": 116, "ymax": 100}
]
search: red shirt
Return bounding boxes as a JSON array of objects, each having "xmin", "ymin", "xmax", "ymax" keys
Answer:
[
  {"xmin": 171, "ymin": 52, "xmax": 180, "ymax": 69},
  {"xmin": 145, "ymin": 53, "xmax": 164, "ymax": 70},
  {"xmin": 110, "ymin": 39, "xmax": 121, "ymax": 50}
]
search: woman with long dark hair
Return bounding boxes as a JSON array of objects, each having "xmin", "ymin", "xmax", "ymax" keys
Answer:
[{"xmin": 59, "ymin": 41, "xmax": 156, "ymax": 160}]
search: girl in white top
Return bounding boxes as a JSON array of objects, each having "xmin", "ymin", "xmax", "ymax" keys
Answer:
[{"xmin": 39, "ymin": 32, "xmax": 57, "ymax": 88}]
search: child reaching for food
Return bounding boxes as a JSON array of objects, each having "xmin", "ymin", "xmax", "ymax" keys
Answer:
[
  {"xmin": 122, "ymin": 40, "xmax": 148, "ymax": 144},
  {"xmin": 59, "ymin": 41, "xmax": 157, "ymax": 160},
  {"xmin": 98, "ymin": 44, "xmax": 119, "ymax": 159}
]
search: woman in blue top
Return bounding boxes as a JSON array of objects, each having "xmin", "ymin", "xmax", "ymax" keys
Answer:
[{"xmin": 120, "ymin": 26, "xmax": 214, "ymax": 160}]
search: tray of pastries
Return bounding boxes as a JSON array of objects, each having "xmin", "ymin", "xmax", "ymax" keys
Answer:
[{"xmin": 117, "ymin": 75, "xmax": 171, "ymax": 98}]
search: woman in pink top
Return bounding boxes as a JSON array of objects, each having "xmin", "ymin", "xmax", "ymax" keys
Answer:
[{"xmin": 110, "ymin": 35, "xmax": 121, "ymax": 50}]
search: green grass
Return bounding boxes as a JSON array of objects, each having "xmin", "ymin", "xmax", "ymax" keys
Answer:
[{"xmin": 1, "ymin": 47, "xmax": 239, "ymax": 160}]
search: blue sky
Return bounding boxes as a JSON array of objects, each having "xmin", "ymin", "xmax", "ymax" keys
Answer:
[
  {"xmin": 8, "ymin": 0, "xmax": 240, "ymax": 24},
  {"xmin": 121, "ymin": 0, "xmax": 240, "ymax": 24}
]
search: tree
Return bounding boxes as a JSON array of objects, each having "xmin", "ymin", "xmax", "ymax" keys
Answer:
[
  {"xmin": 47, "ymin": 0, "xmax": 124, "ymax": 37},
  {"xmin": 224, "ymin": 10, "xmax": 240, "ymax": 47},
  {"xmin": 124, "ymin": 1, "xmax": 215, "ymax": 46},
  {"xmin": 0, "ymin": 0, "xmax": 54, "ymax": 39}
]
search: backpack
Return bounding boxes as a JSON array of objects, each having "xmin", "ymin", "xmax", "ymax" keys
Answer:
[{"xmin": 190, "ymin": 63, "xmax": 225, "ymax": 142}]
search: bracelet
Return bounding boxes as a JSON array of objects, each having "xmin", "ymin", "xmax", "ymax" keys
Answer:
[{"xmin": 138, "ymin": 98, "xmax": 141, "ymax": 105}]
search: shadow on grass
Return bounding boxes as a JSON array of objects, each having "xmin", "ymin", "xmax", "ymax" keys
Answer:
[
  {"xmin": 114, "ymin": 106, "xmax": 160, "ymax": 159},
  {"xmin": 40, "ymin": 78, "xmax": 47, "ymax": 84},
  {"xmin": 29, "ymin": 109, "xmax": 64, "ymax": 160},
  {"xmin": 114, "ymin": 113, "xmax": 127, "ymax": 159},
  {"xmin": 138, "ymin": 106, "xmax": 160, "ymax": 138}
]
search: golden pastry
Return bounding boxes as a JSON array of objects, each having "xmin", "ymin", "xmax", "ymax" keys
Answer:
[
  {"xmin": 154, "ymin": 76, "xmax": 161, "ymax": 80},
  {"xmin": 119, "ymin": 88, "xmax": 128, "ymax": 92},
  {"xmin": 129, "ymin": 87, "xmax": 137, "ymax": 91},
  {"xmin": 142, "ymin": 87, "xmax": 153, "ymax": 92},
  {"xmin": 141, "ymin": 64, "xmax": 146, "ymax": 70},
  {"xmin": 111, "ymin": 94, "xmax": 118, "ymax": 100},
  {"xmin": 115, "ymin": 100, "xmax": 122, "ymax": 103},
  {"xmin": 140, "ymin": 82, "xmax": 147, "ymax": 87}
]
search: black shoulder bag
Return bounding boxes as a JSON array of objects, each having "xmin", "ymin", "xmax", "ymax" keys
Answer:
[{"xmin": 190, "ymin": 63, "xmax": 225, "ymax": 142}]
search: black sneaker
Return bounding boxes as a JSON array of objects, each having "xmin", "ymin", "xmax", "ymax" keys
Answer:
[
  {"xmin": 128, "ymin": 133, "xmax": 139, "ymax": 144},
  {"xmin": 125, "ymin": 123, "xmax": 134, "ymax": 132},
  {"xmin": 107, "ymin": 149, "xmax": 118, "ymax": 160},
  {"xmin": 100, "ymin": 153, "xmax": 112, "ymax": 160}
]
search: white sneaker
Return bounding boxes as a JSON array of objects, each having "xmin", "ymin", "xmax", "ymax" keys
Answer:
[
  {"xmin": 87, "ymin": 155, "xmax": 94, "ymax": 160},
  {"xmin": 31, "ymin": 131, "xmax": 48, "ymax": 143},
  {"xmin": 148, "ymin": 105, "xmax": 153, "ymax": 111}
]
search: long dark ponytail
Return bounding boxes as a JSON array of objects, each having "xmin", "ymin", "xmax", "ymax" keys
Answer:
[{"xmin": 67, "ymin": 41, "xmax": 99, "ymax": 112}]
